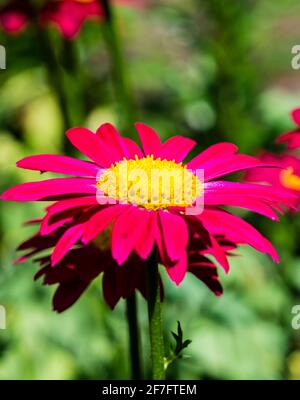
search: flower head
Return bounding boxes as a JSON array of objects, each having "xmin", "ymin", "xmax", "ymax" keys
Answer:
[{"xmin": 2, "ymin": 122, "xmax": 294, "ymax": 285}]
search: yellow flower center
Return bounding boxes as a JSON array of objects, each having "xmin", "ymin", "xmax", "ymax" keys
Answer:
[
  {"xmin": 280, "ymin": 166, "xmax": 300, "ymax": 191},
  {"xmin": 96, "ymin": 155, "xmax": 203, "ymax": 210}
]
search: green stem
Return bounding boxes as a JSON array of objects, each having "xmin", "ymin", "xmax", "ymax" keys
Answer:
[
  {"xmin": 101, "ymin": 0, "xmax": 136, "ymax": 130},
  {"xmin": 62, "ymin": 39, "xmax": 87, "ymax": 126},
  {"xmin": 32, "ymin": 21, "xmax": 74, "ymax": 154},
  {"xmin": 126, "ymin": 295, "xmax": 143, "ymax": 380},
  {"xmin": 146, "ymin": 249, "xmax": 166, "ymax": 380}
]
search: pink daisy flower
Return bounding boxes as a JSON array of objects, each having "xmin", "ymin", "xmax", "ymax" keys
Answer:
[
  {"xmin": 0, "ymin": 1, "xmax": 31, "ymax": 34},
  {"xmin": 245, "ymin": 152, "xmax": 300, "ymax": 210},
  {"xmin": 2, "ymin": 123, "xmax": 294, "ymax": 285},
  {"xmin": 15, "ymin": 219, "xmax": 235, "ymax": 311},
  {"xmin": 277, "ymin": 108, "xmax": 300, "ymax": 150}
]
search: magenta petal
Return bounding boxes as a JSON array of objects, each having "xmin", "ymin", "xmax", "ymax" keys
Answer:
[
  {"xmin": 208, "ymin": 234, "xmax": 230, "ymax": 273},
  {"xmin": 46, "ymin": 196, "xmax": 98, "ymax": 216},
  {"xmin": 277, "ymin": 131, "xmax": 300, "ymax": 150},
  {"xmin": 158, "ymin": 210, "xmax": 188, "ymax": 262},
  {"xmin": 53, "ymin": 280, "xmax": 88, "ymax": 313},
  {"xmin": 40, "ymin": 196, "xmax": 98, "ymax": 235},
  {"xmin": 157, "ymin": 136, "xmax": 196, "ymax": 162},
  {"xmin": 111, "ymin": 207, "xmax": 151, "ymax": 265},
  {"xmin": 102, "ymin": 268, "xmax": 120, "ymax": 310},
  {"xmin": 66, "ymin": 127, "xmax": 115, "ymax": 167},
  {"xmin": 83, "ymin": 204, "xmax": 127, "ymax": 243},
  {"xmin": 165, "ymin": 254, "xmax": 187, "ymax": 286},
  {"xmin": 135, "ymin": 122, "xmax": 161, "ymax": 155},
  {"xmin": 1, "ymin": 178, "xmax": 96, "ymax": 201},
  {"xmin": 122, "ymin": 137, "xmax": 143, "ymax": 159},
  {"xmin": 199, "ymin": 209, "xmax": 279, "ymax": 263},
  {"xmin": 187, "ymin": 142, "xmax": 238, "ymax": 170},
  {"xmin": 202, "ymin": 155, "xmax": 273, "ymax": 181},
  {"xmin": 203, "ymin": 181, "xmax": 295, "ymax": 214},
  {"xmin": 291, "ymin": 108, "xmax": 300, "ymax": 125},
  {"xmin": 135, "ymin": 211, "xmax": 157, "ymax": 259},
  {"xmin": 96, "ymin": 123, "xmax": 129, "ymax": 159},
  {"xmin": 1, "ymin": 178, "xmax": 96, "ymax": 202},
  {"xmin": 51, "ymin": 224, "xmax": 84, "ymax": 266},
  {"xmin": 41, "ymin": 215, "xmax": 74, "ymax": 235},
  {"xmin": 17, "ymin": 154, "xmax": 99, "ymax": 177}
]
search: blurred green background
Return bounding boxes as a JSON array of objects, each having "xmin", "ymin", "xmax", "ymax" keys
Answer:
[{"xmin": 1, "ymin": 0, "xmax": 300, "ymax": 380}]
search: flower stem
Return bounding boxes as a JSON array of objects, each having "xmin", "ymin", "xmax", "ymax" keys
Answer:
[
  {"xmin": 126, "ymin": 295, "xmax": 143, "ymax": 380},
  {"xmin": 146, "ymin": 249, "xmax": 166, "ymax": 380},
  {"xmin": 101, "ymin": 0, "xmax": 136, "ymax": 130},
  {"xmin": 32, "ymin": 25, "xmax": 74, "ymax": 154}
]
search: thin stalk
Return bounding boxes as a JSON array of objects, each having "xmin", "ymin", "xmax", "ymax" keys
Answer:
[
  {"xmin": 32, "ymin": 21, "xmax": 74, "ymax": 154},
  {"xmin": 62, "ymin": 39, "xmax": 87, "ymax": 124},
  {"xmin": 126, "ymin": 294, "xmax": 143, "ymax": 380},
  {"xmin": 101, "ymin": 0, "xmax": 136, "ymax": 130},
  {"xmin": 146, "ymin": 249, "xmax": 165, "ymax": 380}
]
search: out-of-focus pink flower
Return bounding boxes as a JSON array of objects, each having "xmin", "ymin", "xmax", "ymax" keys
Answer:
[
  {"xmin": 41, "ymin": 0, "xmax": 104, "ymax": 40},
  {"xmin": 15, "ymin": 220, "xmax": 235, "ymax": 311},
  {"xmin": 2, "ymin": 122, "xmax": 294, "ymax": 286},
  {"xmin": 277, "ymin": 108, "xmax": 300, "ymax": 150},
  {"xmin": 245, "ymin": 152, "xmax": 300, "ymax": 209},
  {"xmin": 0, "ymin": 1, "xmax": 31, "ymax": 34},
  {"xmin": 0, "ymin": 0, "xmax": 142, "ymax": 39}
]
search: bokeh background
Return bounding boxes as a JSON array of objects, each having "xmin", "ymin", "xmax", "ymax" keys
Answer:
[{"xmin": 1, "ymin": 0, "xmax": 300, "ymax": 380}]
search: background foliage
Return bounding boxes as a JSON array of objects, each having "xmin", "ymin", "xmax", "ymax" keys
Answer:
[{"xmin": 1, "ymin": 0, "xmax": 300, "ymax": 379}]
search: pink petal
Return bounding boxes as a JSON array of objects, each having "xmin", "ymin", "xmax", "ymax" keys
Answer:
[
  {"xmin": 157, "ymin": 136, "xmax": 196, "ymax": 162},
  {"xmin": 53, "ymin": 280, "xmax": 89, "ymax": 313},
  {"xmin": 46, "ymin": 196, "xmax": 98, "ymax": 215},
  {"xmin": 207, "ymin": 233, "xmax": 230, "ymax": 273},
  {"xmin": 184, "ymin": 214, "xmax": 229, "ymax": 272},
  {"xmin": 17, "ymin": 154, "xmax": 99, "ymax": 177},
  {"xmin": 291, "ymin": 108, "xmax": 300, "ymax": 125},
  {"xmin": 187, "ymin": 142, "xmax": 238, "ymax": 170},
  {"xmin": 165, "ymin": 254, "xmax": 187, "ymax": 285},
  {"xmin": 135, "ymin": 211, "xmax": 157, "ymax": 259},
  {"xmin": 83, "ymin": 204, "xmax": 127, "ymax": 243},
  {"xmin": 157, "ymin": 210, "xmax": 188, "ymax": 262},
  {"xmin": 277, "ymin": 131, "xmax": 300, "ymax": 150},
  {"xmin": 40, "ymin": 196, "xmax": 98, "ymax": 235},
  {"xmin": 1, "ymin": 178, "xmax": 96, "ymax": 201},
  {"xmin": 111, "ymin": 206, "xmax": 152, "ymax": 265},
  {"xmin": 41, "ymin": 215, "xmax": 74, "ymax": 235},
  {"xmin": 189, "ymin": 264, "xmax": 223, "ymax": 296},
  {"xmin": 66, "ymin": 127, "xmax": 115, "ymax": 167},
  {"xmin": 96, "ymin": 123, "xmax": 129, "ymax": 159},
  {"xmin": 51, "ymin": 224, "xmax": 84, "ymax": 266},
  {"xmin": 199, "ymin": 209, "xmax": 279, "ymax": 263},
  {"xmin": 122, "ymin": 137, "xmax": 143, "ymax": 159},
  {"xmin": 203, "ymin": 181, "xmax": 295, "ymax": 213},
  {"xmin": 201, "ymin": 155, "xmax": 274, "ymax": 182},
  {"xmin": 135, "ymin": 122, "xmax": 161, "ymax": 155}
]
